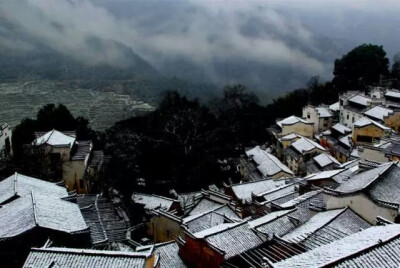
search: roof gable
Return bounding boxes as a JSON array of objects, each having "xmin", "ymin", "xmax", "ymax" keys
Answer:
[
  {"xmin": 34, "ymin": 129, "xmax": 76, "ymax": 148},
  {"xmin": 0, "ymin": 173, "xmax": 68, "ymax": 204}
]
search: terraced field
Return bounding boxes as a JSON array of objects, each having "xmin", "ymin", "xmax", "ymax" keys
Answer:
[{"xmin": 0, "ymin": 81, "xmax": 154, "ymax": 130}]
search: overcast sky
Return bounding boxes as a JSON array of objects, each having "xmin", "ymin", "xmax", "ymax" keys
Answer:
[{"xmin": 0, "ymin": 0, "xmax": 399, "ymax": 87}]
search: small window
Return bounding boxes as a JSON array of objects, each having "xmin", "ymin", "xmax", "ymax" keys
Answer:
[
  {"xmin": 79, "ymin": 179, "xmax": 84, "ymax": 189},
  {"xmin": 347, "ymin": 114, "xmax": 349, "ymax": 120},
  {"xmin": 307, "ymin": 114, "xmax": 311, "ymax": 119},
  {"xmin": 352, "ymin": 117, "xmax": 355, "ymax": 123}
]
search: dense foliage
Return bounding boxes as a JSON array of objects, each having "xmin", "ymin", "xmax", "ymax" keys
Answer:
[{"xmin": 333, "ymin": 44, "xmax": 390, "ymax": 89}]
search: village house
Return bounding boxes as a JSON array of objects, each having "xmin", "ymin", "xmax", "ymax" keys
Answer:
[
  {"xmin": 240, "ymin": 145, "xmax": 294, "ymax": 180},
  {"xmin": 33, "ymin": 129, "xmax": 105, "ymax": 193},
  {"xmin": 0, "ymin": 179, "xmax": 90, "ymax": 267},
  {"xmin": 323, "ymin": 162, "xmax": 400, "ymax": 224},
  {"xmin": 178, "ymin": 220, "xmax": 264, "ymax": 268},
  {"xmin": 273, "ymin": 223, "xmax": 400, "ymax": 268},
  {"xmin": 339, "ymin": 92, "xmax": 373, "ymax": 127},
  {"xmin": 224, "ymin": 207, "xmax": 371, "ymax": 267},
  {"xmin": 384, "ymin": 140, "xmax": 400, "ymax": 161},
  {"xmin": 76, "ymin": 194, "xmax": 131, "ymax": 245},
  {"xmin": 306, "ymin": 152, "xmax": 341, "ymax": 174},
  {"xmin": 23, "ymin": 247, "xmax": 158, "ymax": 268},
  {"xmin": 0, "ymin": 123, "xmax": 12, "ymax": 158},
  {"xmin": 283, "ymin": 136, "xmax": 326, "ymax": 176},
  {"xmin": 352, "ymin": 117, "xmax": 391, "ymax": 144},
  {"xmin": 302, "ymin": 105, "xmax": 333, "ymax": 133}
]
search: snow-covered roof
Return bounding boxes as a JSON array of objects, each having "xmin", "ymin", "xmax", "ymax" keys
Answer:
[
  {"xmin": 313, "ymin": 153, "xmax": 340, "ymax": 168},
  {"xmin": 188, "ymin": 198, "xmax": 224, "ymax": 216},
  {"xmin": 277, "ymin": 116, "xmax": 311, "ymax": 128},
  {"xmin": 274, "ymin": 224, "xmax": 400, "ymax": 268},
  {"xmin": 24, "ymin": 247, "xmax": 150, "ymax": 268},
  {"xmin": 385, "ymin": 90, "xmax": 400, "ymax": 99},
  {"xmin": 331, "ymin": 162, "xmax": 394, "ymax": 194},
  {"xmin": 132, "ymin": 193, "xmax": 176, "ymax": 211},
  {"xmin": 339, "ymin": 134, "xmax": 352, "ymax": 148},
  {"xmin": 0, "ymin": 173, "xmax": 68, "ymax": 204},
  {"xmin": 248, "ymin": 209, "xmax": 296, "ymax": 229},
  {"xmin": 183, "ymin": 205, "xmax": 241, "ymax": 233},
  {"xmin": 279, "ymin": 133, "xmax": 301, "ymax": 141},
  {"xmin": 329, "ymin": 101, "xmax": 340, "ymax": 112},
  {"xmin": 332, "ymin": 123, "xmax": 351, "ymax": 135},
  {"xmin": 282, "ymin": 208, "xmax": 355, "ymax": 242},
  {"xmin": 353, "ymin": 117, "xmax": 390, "ymax": 130},
  {"xmin": 230, "ymin": 179, "xmax": 284, "ymax": 202},
  {"xmin": 278, "ymin": 190, "xmax": 324, "ymax": 209},
  {"xmin": 349, "ymin": 95, "xmax": 371, "ymax": 106},
  {"xmin": 315, "ymin": 107, "xmax": 332, "ymax": 118},
  {"xmin": 34, "ymin": 129, "xmax": 76, "ymax": 148},
  {"xmin": 154, "ymin": 242, "xmax": 186, "ymax": 268},
  {"xmin": 193, "ymin": 221, "xmax": 263, "ymax": 259},
  {"xmin": 306, "ymin": 169, "xmax": 343, "ymax": 181},
  {"xmin": 364, "ymin": 106, "xmax": 393, "ymax": 121},
  {"xmin": 258, "ymin": 183, "xmax": 297, "ymax": 202},
  {"xmin": 291, "ymin": 137, "xmax": 326, "ymax": 154},
  {"xmin": 247, "ymin": 147, "xmax": 293, "ymax": 177},
  {"xmin": 367, "ymin": 164, "xmax": 400, "ymax": 206},
  {"xmin": 0, "ymin": 193, "xmax": 88, "ymax": 240}
]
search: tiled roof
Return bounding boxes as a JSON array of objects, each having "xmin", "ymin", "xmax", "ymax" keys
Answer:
[
  {"xmin": 71, "ymin": 141, "xmax": 92, "ymax": 161},
  {"xmin": 247, "ymin": 146, "xmax": 293, "ymax": 177},
  {"xmin": 274, "ymin": 224, "xmax": 400, "ymax": 268},
  {"xmin": 329, "ymin": 102, "xmax": 340, "ymax": 112},
  {"xmin": 364, "ymin": 106, "xmax": 393, "ymax": 121},
  {"xmin": 313, "ymin": 153, "xmax": 340, "ymax": 168},
  {"xmin": 384, "ymin": 142, "xmax": 400, "ymax": 157},
  {"xmin": 230, "ymin": 179, "xmax": 285, "ymax": 202},
  {"xmin": 77, "ymin": 194, "xmax": 130, "ymax": 244},
  {"xmin": 332, "ymin": 162, "xmax": 393, "ymax": 194},
  {"xmin": 353, "ymin": 117, "xmax": 390, "ymax": 130},
  {"xmin": 34, "ymin": 129, "xmax": 76, "ymax": 148},
  {"xmin": 291, "ymin": 137, "xmax": 326, "ymax": 155},
  {"xmin": 283, "ymin": 207, "xmax": 370, "ymax": 249},
  {"xmin": 193, "ymin": 221, "xmax": 264, "ymax": 260},
  {"xmin": 132, "ymin": 193, "xmax": 176, "ymax": 211},
  {"xmin": 316, "ymin": 107, "xmax": 332, "ymax": 118},
  {"xmin": 367, "ymin": 164, "xmax": 400, "ymax": 206},
  {"xmin": 0, "ymin": 193, "xmax": 88, "ymax": 240},
  {"xmin": 278, "ymin": 190, "xmax": 323, "ymax": 209},
  {"xmin": 188, "ymin": 198, "xmax": 224, "ymax": 216},
  {"xmin": 385, "ymin": 90, "xmax": 400, "ymax": 99},
  {"xmin": 23, "ymin": 247, "xmax": 149, "ymax": 268},
  {"xmin": 154, "ymin": 241, "xmax": 187, "ymax": 268},
  {"xmin": 258, "ymin": 183, "xmax": 297, "ymax": 203},
  {"xmin": 349, "ymin": 95, "xmax": 371, "ymax": 106},
  {"xmin": 183, "ymin": 205, "xmax": 241, "ymax": 233},
  {"xmin": 333, "ymin": 235, "xmax": 400, "ymax": 267},
  {"xmin": 277, "ymin": 116, "xmax": 311, "ymax": 128},
  {"xmin": 332, "ymin": 123, "xmax": 351, "ymax": 135},
  {"xmin": 0, "ymin": 173, "xmax": 68, "ymax": 204}
]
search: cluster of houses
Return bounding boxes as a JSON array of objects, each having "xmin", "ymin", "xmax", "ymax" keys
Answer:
[{"xmin": 2, "ymin": 87, "xmax": 400, "ymax": 267}]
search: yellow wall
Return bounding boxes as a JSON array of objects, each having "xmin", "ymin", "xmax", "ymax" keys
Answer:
[
  {"xmin": 147, "ymin": 213, "xmax": 182, "ymax": 243},
  {"xmin": 62, "ymin": 160, "xmax": 87, "ymax": 193},
  {"xmin": 352, "ymin": 125, "xmax": 385, "ymax": 143},
  {"xmin": 281, "ymin": 122, "xmax": 314, "ymax": 138},
  {"xmin": 384, "ymin": 111, "xmax": 400, "ymax": 133},
  {"xmin": 324, "ymin": 193, "xmax": 398, "ymax": 224}
]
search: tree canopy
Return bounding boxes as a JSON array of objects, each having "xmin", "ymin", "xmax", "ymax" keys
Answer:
[{"xmin": 333, "ymin": 44, "xmax": 389, "ymax": 89}]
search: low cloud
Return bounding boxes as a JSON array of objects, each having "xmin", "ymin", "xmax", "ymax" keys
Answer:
[{"xmin": 0, "ymin": 0, "xmax": 399, "ymax": 90}]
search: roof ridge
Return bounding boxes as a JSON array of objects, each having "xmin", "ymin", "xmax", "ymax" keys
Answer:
[
  {"xmin": 183, "ymin": 204, "xmax": 227, "ymax": 223},
  {"xmin": 31, "ymin": 191, "xmax": 38, "ymax": 226},
  {"xmin": 257, "ymin": 183, "xmax": 294, "ymax": 198},
  {"xmin": 201, "ymin": 220, "xmax": 248, "ymax": 238},
  {"xmin": 320, "ymin": 228, "xmax": 400, "ymax": 267},
  {"xmin": 30, "ymin": 247, "xmax": 151, "ymax": 258}
]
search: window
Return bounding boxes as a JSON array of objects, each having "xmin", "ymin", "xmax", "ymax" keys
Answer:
[
  {"xmin": 307, "ymin": 114, "xmax": 311, "ymax": 119},
  {"xmin": 79, "ymin": 179, "xmax": 84, "ymax": 189},
  {"xmin": 347, "ymin": 114, "xmax": 349, "ymax": 120},
  {"xmin": 352, "ymin": 117, "xmax": 355, "ymax": 123}
]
